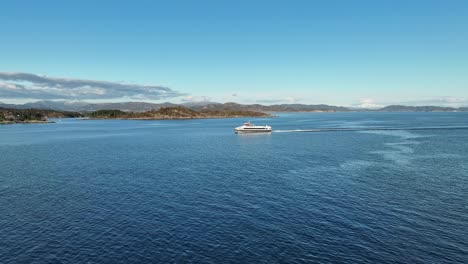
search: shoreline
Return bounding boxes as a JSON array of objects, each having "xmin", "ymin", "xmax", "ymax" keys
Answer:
[
  {"xmin": 0, "ymin": 120, "xmax": 55, "ymax": 125},
  {"xmin": 87, "ymin": 115, "xmax": 275, "ymax": 121}
]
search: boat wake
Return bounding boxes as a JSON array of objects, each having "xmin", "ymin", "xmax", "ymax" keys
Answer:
[{"xmin": 273, "ymin": 126, "xmax": 468, "ymax": 133}]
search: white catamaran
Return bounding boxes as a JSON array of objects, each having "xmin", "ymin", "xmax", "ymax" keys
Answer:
[{"xmin": 235, "ymin": 122, "xmax": 272, "ymax": 133}]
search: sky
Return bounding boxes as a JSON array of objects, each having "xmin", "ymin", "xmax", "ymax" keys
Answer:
[{"xmin": 1, "ymin": 0, "xmax": 467, "ymax": 107}]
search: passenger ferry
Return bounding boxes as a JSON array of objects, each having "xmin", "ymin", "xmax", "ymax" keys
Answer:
[{"xmin": 235, "ymin": 122, "xmax": 272, "ymax": 133}]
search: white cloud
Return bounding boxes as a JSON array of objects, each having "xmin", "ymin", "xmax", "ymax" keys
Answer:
[
  {"xmin": 181, "ymin": 95, "xmax": 211, "ymax": 102},
  {"xmin": 284, "ymin": 97, "xmax": 299, "ymax": 103},
  {"xmin": 0, "ymin": 72, "xmax": 186, "ymax": 100},
  {"xmin": 352, "ymin": 98, "xmax": 384, "ymax": 109},
  {"xmin": 256, "ymin": 96, "xmax": 300, "ymax": 104}
]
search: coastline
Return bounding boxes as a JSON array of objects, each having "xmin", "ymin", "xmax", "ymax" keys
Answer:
[
  {"xmin": 85, "ymin": 106, "xmax": 273, "ymax": 120},
  {"xmin": 87, "ymin": 114, "xmax": 275, "ymax": 121},
  {"xmin": 0, "ymin": 120, "xmax": 55, "ymax": 125}
]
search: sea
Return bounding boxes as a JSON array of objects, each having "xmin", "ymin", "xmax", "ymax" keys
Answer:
[{"xmin": 1, "ymin": 112, "xmax": 467, "ymax": 263}]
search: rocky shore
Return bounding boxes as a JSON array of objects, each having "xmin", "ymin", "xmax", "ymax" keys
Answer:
[
  {"xmin": 0, "ymin": 106, "xmax": 270, "ymax": 124},
  {"xmin": 0, "ymin": 108, "xmax": 81, "ymax": 124},
  {"xmin": 0, "ymin": 120, "xmax": 54, "ymax": 124}
]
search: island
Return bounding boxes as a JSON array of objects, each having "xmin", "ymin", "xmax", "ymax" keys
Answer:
[
  {"xmin": 0, "ymin": 108, "xmax": 82, "ymax": 124},
  {"xmin": 87, "ymin": 106, "xmax": 270, "ymax": 120},
  {"xmin": 0, "ymin": 106, "xmax": 269, "ymax": 124}
]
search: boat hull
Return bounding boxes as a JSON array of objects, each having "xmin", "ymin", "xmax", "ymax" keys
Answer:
[{"xmin": 235, "ymin": 128, "xmax": 272, "ymax": 133}]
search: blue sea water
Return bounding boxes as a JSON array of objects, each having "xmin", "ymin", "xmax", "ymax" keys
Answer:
[{"xmin": 1, "ymin": 112, "xmax": 467, "ymax": 263}]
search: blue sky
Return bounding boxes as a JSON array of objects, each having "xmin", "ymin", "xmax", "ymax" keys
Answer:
[{"xmin": 1, "ymin": 0, "xmax": 467, "ymax": 107}]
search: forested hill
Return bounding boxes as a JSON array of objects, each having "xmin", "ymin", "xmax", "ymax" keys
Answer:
[
  {"xmin": 0, "ymin": 108, "xmax": 82, "ymax": 124},
  {"xmin": 87, "ymin": 106, "xmax": 270, "ymax": 119}
]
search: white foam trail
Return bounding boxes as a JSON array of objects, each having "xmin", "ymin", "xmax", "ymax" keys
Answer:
[{"xmin": 273, "ymin": 126, "xmax": 468, "ymax": 133}]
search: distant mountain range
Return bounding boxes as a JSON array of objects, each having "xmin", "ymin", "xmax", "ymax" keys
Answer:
[
  {"xmin": 190, "ymin": 102, "xmax": 351, "ymax": 112},
  {"xmin": 1, "ymin": 100, "xmax": 467, "ymax": 113},
  {"xmin": 375, "ymin": 105, "xmax": 466, "ymax": 112},
  {"xmin": 0, "ymin": 101, "xmax": 178, "ymax": 112}
]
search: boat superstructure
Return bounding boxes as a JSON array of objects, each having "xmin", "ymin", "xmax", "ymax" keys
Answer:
[{"xmin": 235, "ymin": 122, "xmax": 272, "ymax": 133}]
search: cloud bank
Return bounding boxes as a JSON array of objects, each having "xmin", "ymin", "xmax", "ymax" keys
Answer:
[
  {"xmin": 256, "ymin": 97, "xmax": 299, "ymax": 104},
  {"xmin": 0, "ymin": 72, "xmax": 185, "ymax": 100},
  {"xmin": 351, "ymin": 97, "xmax": 468, "ymax": 108},
  {"xmin": 352, "ymin": 98, "xmax": 384, "ymax": 109},
  {"xmin": 181, "ymin": 95, "xmax": 211, "ymax": 102}
]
